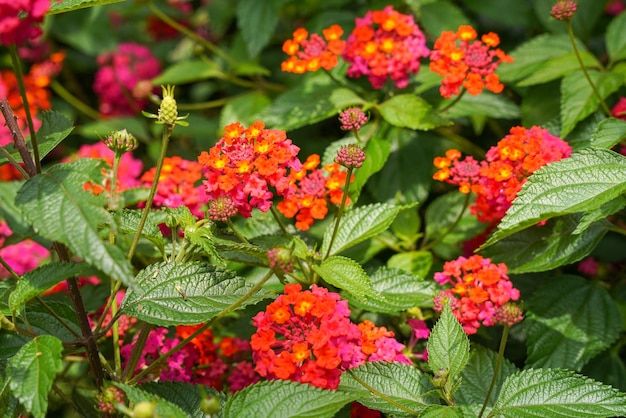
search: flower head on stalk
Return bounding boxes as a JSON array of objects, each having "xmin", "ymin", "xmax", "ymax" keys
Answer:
[
  {"xmin": 281, "ymin": 25, "xmax": 346, "ymax": 73},
  {"xmin": 429, "ymin": 25, "xmax": 513, "ymax": 99},
  {"xmin": 550, "ymin": 1, "xmax": 578, "ymax": 21},
  {"xmin": 0, "ymin": 0, "xmax": 49, "ymax": 46},
  {"xmin": 143, "ymin": 85, "xmax": 189, "ymax": 126},
  {"xmin": 339, "ymin": 107, "xmax": 368, "ymax": 132}
]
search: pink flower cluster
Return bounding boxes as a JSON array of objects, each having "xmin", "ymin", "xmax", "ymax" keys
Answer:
[
  {"xmin": 343, "ymin": 6, "xmax": 429, "ymax": 89},
  {"xmin": 434, "ymin": 255, "xmax": 521, "ymax": 335},
  {"xmin": 0, "ymin": 0, "xmax": 49, "ymax": 45},
  {"xmin": 93, "ymin": 43, "xmax": 161, "ymax": 116},
  {"xmin": 0, "ymin": 221, "xmax": 49, "ymax": 278},
  {"xmin": 251, "ymin": 284, "xmax": 409, "ymax": 390}
]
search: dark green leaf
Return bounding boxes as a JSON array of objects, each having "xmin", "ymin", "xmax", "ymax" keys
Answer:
[
  {"xmin": 425, "ymin": 191, "xmax": 486, "ymax": 246},
  {"xmin": 339, "ymin": 362, "xmax": 436, "ymax": 416},
  {"xmin": 120, "ymin": 261, "xmax": 273, "ymax": 326},
  {"xmin": 445, "ymin": 93, "xmax": 521, "ymax": 120},
  {"xmin": 419, "ymin": 1, "xmax": 470, "ymax": 37},
  {"xmin": 378, "ymin": 94, "xmax": 451, "ymax": 130},
  {"xmin": 224, "ymin": 380, "xmax": 356, "ymax": 418},
  {"xmin": 590, "ymin": 118, "xmax": 626, "ymax": 149},
  {"xmin": 7, "ymin": 336, "xmax": 63, "ymax": 418},
  {"xmin": 139, "ymin": 382, "xmax": 210, "ymax": 418},
  {"xmin": 113, "ymin": 383, "xmax": 188, "ymax": 418},
  {"xmin": 48, "ymin": 0, "xmax": 125, "ymax": 14},
  {"xmin": 582, "ymin": 349, "xmax": 626, "ymax": 392},
  {"xmin": 152, "ymin": 60, "xmax": 223, "ymax": 85},
  {"xmin": 0, "ymin": 332, "xmax": 31, "ymax": 359},
  {"xmin": 516, "ymin": 52, "xmax": 600, "ymax": 87},
  {"xmin": 0, "ymin": 181, "xmax": 38, "ymax": 240},
  {"xmin": 606, "ymin": 10, "xmax": 626, "ymax": 63},
  {"xmin": 219, "ymin": 91, "xmax": 271, "ymax": 128},
  {"xmin": 236, "ymin": 0, "xmax": 287, "ymax": 57},
  {"xmin": 312, "ymin": 256, "xmax": 378, "ymax": 303},
  {"xmin": 427, "ymin": 303, "xmax": 470, "ymax": 382},
  {"xmin": 524, "ymin": 275, "xmax": 621, "ymax": 371},
  {"xmin": 23, "ymin": 301, "xmax": 81, "ymax": 342},
  {"xmin": 0, "ymin": 366, "xmax": 22, "ymax": 417},
  {"xmin": 573, "ymin": 197, "xmax": 626, "ymax": 234},
  {"xmin": 492, "ymin": 368, "xmax": 626, "ymax": 417},
  {"xmin": 14, "ymin": 159, "xmax": 134, "ymax": 286}
]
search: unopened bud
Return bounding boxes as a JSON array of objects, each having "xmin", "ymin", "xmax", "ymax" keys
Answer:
[
  {"xmin": 267, "ymin": 247, "xmax": 294, "ymax": 274},
  {"xmin": 207, "ymin": 195, "xmax": 238, "ymax": 221},
  {"xmin": 200, "ymin": 396, "xmax": 220, "ymax": 415},
  {"xmin": 550, "ymin": 0, "xmax": 577, "ymax": 21},
  {"xmin": 339, "ymin": 107, "xmax": 368, "ymax": 131},
  {"xmin": 103, "ymin": 129, "xmax": 138, "ymax": 155},
  {"xmin": 132, "ymin": 401, "xmax": 155, "ymax": 418},
  {"xmin": 335, "ymin": 144, "xmax": 366, "ymax": 169}
]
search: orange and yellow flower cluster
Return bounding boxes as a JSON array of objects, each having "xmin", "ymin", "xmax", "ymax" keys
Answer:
[
  {"xmin": 281, "ymin": 25, "xmax": 345, "ymax": 73},
  {"xmin": 429, "ymin": 25, "xmax": 513, "ymax": 99}
]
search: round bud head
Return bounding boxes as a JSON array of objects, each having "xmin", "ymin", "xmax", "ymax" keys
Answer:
[
  {"xmin": 335, "ymin": 144, "xmax": 366, "ymax": 168},
  {"xmin": 207, "ymin": 195, "xmax": 238, "ymax": 221},
  {"xmin": 267, "ymin": 247, "xmax": 294, "ymax": 274},
  {"xmin": 339, "ymin": 107, "xmax": 368, "ymax": 131},
  {"xmin": 550, "ymin": 0, "xmax": 577, "ymax": 21},
  {"xmin": 200, "ymin": 396, "xmax": 221, "ymax": 415},
  {"xmin": 103, "ymin": 129, "xmax": 138, "ymax": 154}
]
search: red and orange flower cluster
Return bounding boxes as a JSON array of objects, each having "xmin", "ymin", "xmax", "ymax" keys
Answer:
[
  {"xmin": 198, "ymin": 121, "xmax": 301, "ymax": 218},
  {"xmin": 251, "ymin": 284, "xmax": 409, "ymax": 389},
  {"xmin": 0, "ymin": 0, "xmax": 49, "ymax": 45},
  {"xmin": 433, "ymin": 126, "xmax": 572, "ymax": 224},
  {"xmin": 276, "ymin": 154, "xmax": 351, "ymax": 231},
  {"xmin": 281, "ymin": 25, "xmax": 345, "ymax": 73},
  {"xmin": 434, "ymin": 255, "xmax": 521, "ymax": 335},
  {"xmin": 429, "ymin": 25, "xmax": 513, "ymax": 98}
]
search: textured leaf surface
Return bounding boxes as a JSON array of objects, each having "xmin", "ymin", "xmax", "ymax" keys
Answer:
[
  {"xmin": 322, "ymin": 203, "xmax": 415, "ymax": 256},
  {"xmin": 516, "ymin": 52, "xmax": 600, "ymax": 86},
  {"xmin": 492, "ymin": 368, "xmax": 626, "ymax": 417},
  {"xmin": 15, "ymin": 159, "xmax": 134, "ymax": 285},
  {"xmin": 117, "ymin": 209, "xmax": 165, "ymax": 254},
  {"xmin": 590, "ymin": 118, "xmax": 626, "ymax": 149},
  {"xmin": 445, "ymin": 92, "xmax": 521, "ymax": 119},
  {"xmin": 224, "ymin": 380, "xmax": 356, "ymax": 418},
  {"xmin": 343, "ymin": 267, "xmax": 437, "ymax": 314},
  {"xmin": 427, "ymin": 304, "xmax": 470, "ymax": 381},
  {"xmin": 420, "ymin": 405, "xmax": 465, "ymax": 418},
  {"xmin": 120, "ymin": 261, "xmax": 273, "ymax": 326},
  {"xmin": 151, "ymin": 59, "xmax": 222, "ymax": 85},
  {"xmin": 339, "ymin": 362, "xmax": 435, "ymax": 416},
  {"xmin": 24, "ymin": 301, "xmax": 81, "ymax": 342},
  {"xmin": 606, "ymin": 10, "xmax": 626, "ymax": 62},
  {"xmin": 378, "ymin": 94, "xmax": 451, "ymax": 130},
  {"xmin": 7, "ymin": 336, "xmax": 63, "ymax": 418},
  {"xmin": 484, "ymin": 148, "xmax": 626, "ymax": 247},
  {"xmin": 48, "ymin": 0, "xmax": 124, "ymax": 14},
  {"xmin": 139, "ymin": 382, "xmax": 209, "ymax": 418},
  {"xmin": 236, "ymin": 0, "xmax": 287, "ymax": 57},
  {"xmin": 114, "ymin": 383, "xmax": 187, "ymax": 418},
  {"xmin": 524, "ymin": 275, "xmax": 621, "ymax": 371},
  {"xmin": 313, "ymin": 256, "xmax": 377, "ymax": 303}
]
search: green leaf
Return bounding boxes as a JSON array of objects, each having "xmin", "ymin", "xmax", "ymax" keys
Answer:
[
  {"xmin": 378, "ymin": 94, "xmax": 451, "ymax": 130},
  {"xmin": 351, "ymin": 135, "xmax": 391, "ymax": 203},
  {"xmin": 7, "ymin": 336, "xmax": 63, "ymax": 418},
  {"xmin": 492, "ymin": 368, "xmax": 626, "ymax": 417},
  {"xmin": 120, "ymin": 261, "xmax": 273, "ymax": 326},
  {"xmin": 113, "ymin": 383, "xmax": 187, "ymax": 418},
  {"xmin": 0, "ymin": 181, "xmax": 38, "ymax": 240},
  {"xmin": 219, "ymin": 91, "xmax": 271, "ymax": 129},
  {"xmin": 524, "ymin": 275, "xmax": 621, "ymax": 371},
  {"xmin": 419, "ymin": 0, "xmax": 470, "ymax": 38},
  {"xmin": 14, "ymin": 159, "xmax": 134, "ymax": 286},
  {"xmin": 444, "ymin": 92, "xmax": 521, "ymax": 120},
  {"xmin": 387, "ymin": 251, "xmax": 433, "ymax": 279},
  {"xmin": 516, "ymin": 52, "xmax": 600, "ymax": 87},
  {"xmin": 427, "ymin": 303, "xmax": 470, "ymax": 382},
  {"xmin": 48, "ymin": 0, "xmax": 124, "ymax": 14},
  {"xmin": 312, "ymin": 256, "xmax": 378, "ymax": 303},
  {"xmin": 139, "ymin": 382, "xmax": 211, "ymax": 418},
  {"xmin": 560, "ymin": 70, "xmax": 623, "ymax": 137},
  {"xmin": 484, "ymin": 148, "xmax": 626, "ymax": 247},
  {"xmin": 590, "ymin": 118, "xmax": 626, "ymax": 149},
  {"xmin": 573, "ymin": 198, "xmax": 626, "ymax": 234},
  {"xmin": 343, "ymin": 267, "xmax": 437, "ymax": 314},
  {"xmin": 224, "ymin": 380, "xmax": 356, "ymax": 418},
  {"xmin": 338, "ymin": 362, "xmax": 436, "ymax": 416},
  {"xmin": 420, "ymin": 405, "xmax": 465, "ymax": 418},
  {"xmin": 425, "ymin": 192, "xmax": 486, "ymax": 246},
  {"xmin": 9, "ymin": 262, "xmax": 88, "ymax": 313},
  {"xmin": 23, "ymin": 301, "xmax": 81, "ymax": 342},
  {"xmin": 0, "ymin": 333, "xmax": 31, "ymax": 359},
  {"xmin": 117, "ymin": 209, "xmax": 165, "ymax": 254},
  {"xmin": 256, "ymin": 74, "xmax": 366, "ymax": 131},
  {"xmin": 236, "ymin": 0, "xmax": 287, "ymax": 57},
  {"xmin": 185, "ymin": 224, "xmax": 223, "ymax": 264},
  {"xmin": 0, "ymin": 366, "xmax": 22, "ymax": 417},
  {"xmin": 151, "ymin": 59, "xmax": 223, "ymax": 85},
  {"xmin": 606, "ymin": 10, "xmax": 626, "ymax": 62},
  {"xmin": 322, "ymin": 203, "xmax": 416, "ymax": 256},
  {"xmin": 582, "ymin": 349, "xmax": 626, "ymax": 392},
  {"xmin": 482, "ymin": 215, "xmax": 609, "ymax": 274}
]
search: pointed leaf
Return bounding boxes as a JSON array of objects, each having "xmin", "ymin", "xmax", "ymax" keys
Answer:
[
  {"xmin": 606, "ymin": 10, "xmax": 626, "ymax": 62},
  {"xmin": 590, "ymin": 118, "xmax": 626, "ymax": 149},
  {"xmin": 236, "ymin": 0, "xmax": 286, "ymax": 57},
  {"xmin": 492, "ymin": 368, "xmax": 626, "ymax": 417},
  {"xmin": 524, "ymin": 275, "xmax": 621, "ymax": 371},
  {"xmin": 516, "ymin": 52, "xmax": 600, "ymax": 87},
  {"xmin": 113, "ymin": 383, "xmax": 187, "ymax": 418},
  {"xmin": 120, "ymin": 261, "xmax": 273, "ymax": 326},
  {"xmin": 427, "ymin": 303, "xmax": 470, "ymax": 381},
  {"xmin": 484, "ymin": 148, "xmax": 626, "ymax": 247},
  {"xmin": 7, "ymin": 336, "xmax": 63, "ymax": 418},
  {"xmin": 339, "ymin": 362, "xmax": 436, "ymax": 416},
  {"xmin": 378, "ymin": 94, "xmax": 451, "ymax": 130},
  {"xmin": 322, "ymin": 203, "xmax": 416, "ymax": 256},
  {"xmin": 312, "ymin": 256, "xmax": 378, "ymax": 303},
  {"xmin": 14, "ymin": 159, "xmax": 134, "ymax": 285},
  {"xmin": 224, "ymin": 380, "xmax": 356, "ymax": 418}
]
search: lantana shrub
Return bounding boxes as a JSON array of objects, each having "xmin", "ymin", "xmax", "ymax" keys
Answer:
[{"xmin": 1, "ymin": 1, "xmax": 626, "ymax": 417}]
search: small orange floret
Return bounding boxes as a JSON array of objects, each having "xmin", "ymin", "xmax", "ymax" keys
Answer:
[{"xmin": 457, "ymin": 25, "xmax": 477, "ymax": 41}]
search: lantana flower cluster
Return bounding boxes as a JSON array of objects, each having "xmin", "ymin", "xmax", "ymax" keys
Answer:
[
  {"xmin": 276, "ymin": 154, "xmax": 352, "ymax": 231},
  {"xmin": 434, "ymin": 255, "xmax": 521, "ymax": 335},
  {"xmin": 251, "ymin": 284, "xmax": 409, "ymax": 390},
  {"xmin": 429, "ymin": 25, "xmax": 513, "ymax": 98},
  {"xmin": 281, "ymin": 25, "xmax": 345, "ymax": 73},
  {"xmin": 198, "ymin": 121, "xmax": 302, "ymax": 218},
  {"xmin": 433, "ymin": 126, "xmax": 572, "ymax": 224},
  {"xmin": 342, "ymin": 6, "xmax": 429, "ymax": 89},
  {"xmin": 0, "ymin": 0, "xmax": 49, "ymax": 45}
]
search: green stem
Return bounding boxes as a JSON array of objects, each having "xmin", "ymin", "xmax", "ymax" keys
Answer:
[
  {"xmin": 0, "ymin": 255, "xmax": 22, "ymax": 282},
  {"xmin": 479, "ymin": 325, "xmax": 510, "ymax": 418},
  {"xmin": 121, "ymin": 322, "xmax": 154, "ymax": 381},
  {"xmin": 323, "ymin": 166, "xmax": 354, "ymax": 260},
  {"xmin": 9, "ymin": 45, "xmax": 41, "ymax": 173},
  {"xmin": 421, "ymin": 191, "xmax": 471, "ymax": 251},
  {"xmin": 227, "ymin": 218, "xmax": 250, "ymax": 245},
  {"xmin": 127, "ymin": 269, "xmax": 274, "ymax": 385},
  {"xmin": 439, "ymin": 89, "xmax": 467, "ymax": 113},
  {"xmin": 346, "ymin": 369, "xmax": 421, "ymax": 416},
  {"xmin": 50, "ymin": 80, "xmax": 101, "ymax": 120},
  {"xmin": 565, "ymin": 21, "xmax": 612, "ymax": 116},
  {"xmin": 0, "ymin": 145, "xmax": 29, "ymax": 179},
  {"xmin": 127, "ymin": 125, "xmax": 172, "ymax": 260}
]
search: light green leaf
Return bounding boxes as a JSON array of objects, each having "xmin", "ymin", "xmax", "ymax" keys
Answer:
[
  {"xmin": 444, "ymin": 92, "xmax": 521, "ymax": 120},
  {"xmin": 492, "ymin": 368, "xmax": 626, "ymax": 417},
  {"xmin": 120, "ymin": 261, "xmax": 273, "ymax": 326},
  {"xmin": 560, "ymin": 70, "xmax": 623, "ymax": 137},
  {"xmin": 14, "ymin": 159, "xmax": 134, "ymax": 285},
  {"xmin": 152, "ymin": 59, "xmax": 223, "ymax": 85},
  {"xmin": 378, "ymin": 94, "xmax": 451, "ymax": 130},
  {"xmin": 606, "ymin": 10, "xmax": 626, "ymax": 62},
  {"xmin": 482, "ymin": 215, "xmax": 609, "ymax": 273},
  {"xmin": 427, "ymin": 303, "xmax": 470, "ymax": 382},
  {"xmin": 321, "ymin": 203, "xmax": 416, "ymax": 257},
  {"xmin": 48, "ymin": 0, "xmax": 124, "ymax": 14},
  {"xmin": 312, "ymin": 256, "xmax": 378, "ymax": 303},
  {"xmin": 113, "ymin": 383, "xmax": 187, "ymax": 418},
  {"xmin": 524, "ymin": 275, "xmax": 621, "ymax": 371},
  {"xmin": 419, "ymin": 405, "xmax": 465, "ymax": 418},
  {"xmin": 516, "ymin": 52, "xmax": 600, "ymax": 86},
  {"xmin": 590, "ymin": 118, "xmax": 626, "ymax": 149},
  {"xmin": 9, "ymin": 262, "xmax": 88, "ymax": 313},
  {"xmin": 387, "ymin": 251, "xmax": 433, "ymax": 279},
  {"xmin": 224, "ymin": 380, "xmax": 356, "ymax": 418},
  {"xmin": 343, "ymin": 267, "xmax": 437, "ymax": 314},
  {"xmin": 236, "ymin": 0, "xmax": 287, "ymax": 57},
  {"xmin": 0, "ymin": 366, "xmax": 22, "ymax": 417},
  {"xmin": 117, "ymin": 209, "xmax": 165, "ymax": 254},
  {"xmin": 139, "ymin": 382, "xmax": 213, "ymax": 418},
  {"xmin": 7, "ymin": 336, "xmax": 63, "ymax": 418},
  {"xmin": 573, "ymin": 197, "xmax": 626, "ymax": 234},
  {"xmin": 338, "ymin": 362, "xmax": 436, "ymax": 416},
  {"xmin": 484, "ymin": 148, "xmax": 626, "ymax": 247},
  {"xmin": 219, "ymin": 91, "xmax": 271, "ymax": 128}
]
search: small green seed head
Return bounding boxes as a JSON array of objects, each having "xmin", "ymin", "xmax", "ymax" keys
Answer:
[
  {"xmin": 158, "ymin": 85, "xmax": 178, "ymax": 125},
  {"xmin": 104, "ymin": 129, "xmax": 138, "ymax": 155}
]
